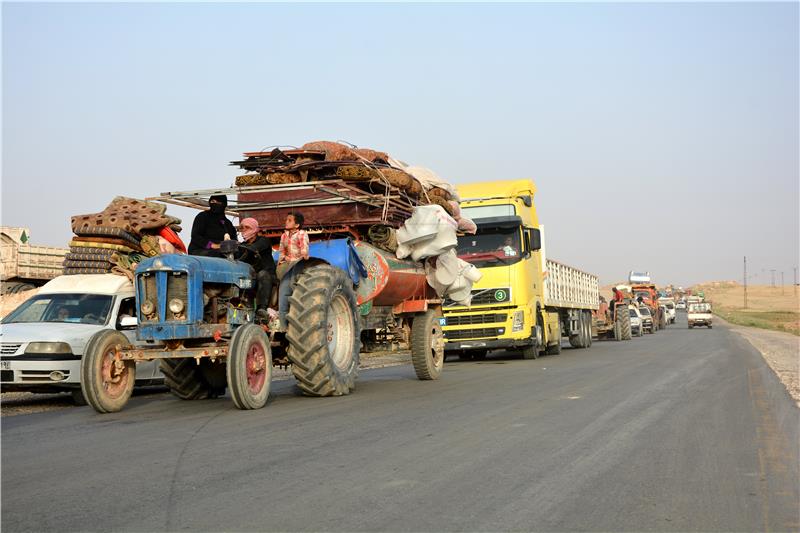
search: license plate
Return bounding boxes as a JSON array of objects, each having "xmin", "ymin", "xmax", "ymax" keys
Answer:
[{"xmin": 0, "ymin": 361, "xmax": 10, "ymax": 370}]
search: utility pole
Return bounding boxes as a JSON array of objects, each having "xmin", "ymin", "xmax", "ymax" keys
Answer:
[
  {"xmin": 781, "ymin": 271, "xmax": 785, "ymax": 295},
  {"xmin": 743, "ymin": 256, "xmax": 748, "ymax": 309},
  {"xmin": 794, "ymin": 267, "xmax": 797, "ymax": 296},
  {"xmin": 771, "ymin": 269, "xmax": 776, "ymax": 288}
]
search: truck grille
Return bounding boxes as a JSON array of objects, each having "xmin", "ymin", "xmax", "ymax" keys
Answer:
[
  {"xmin": 0, "ymin": 344, "xmax": 22, "ymax": 355},
  {"xmin": 446, "ymin": 314, "xmax": 507, "ymax": 326},
  {"xmin": 444, "ymin": 327, "xmax": 504, "ymax": 340},
  {"xmin": 445, "ymin": 288, "xmax": 511, "ymax": 307}
]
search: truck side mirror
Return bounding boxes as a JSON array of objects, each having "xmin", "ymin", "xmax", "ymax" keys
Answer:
[{"xmin": 528, "ymin": 228, "xmax": 541, "ymax": 251}]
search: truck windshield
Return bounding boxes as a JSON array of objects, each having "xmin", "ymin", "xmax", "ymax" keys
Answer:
[
  {"xmin": 457, "ymin": 228, "xmax": 522, "ymax": 268},
  {"xmin": 2, "ymin": 293, "xmax": 113, "ymax": 325}
]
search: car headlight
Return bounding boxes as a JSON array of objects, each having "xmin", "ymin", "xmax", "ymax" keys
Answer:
[
  {"xmin": 141, "ymin": 300, "xmax": 155, "ymax": 315},
  {"xmin": 25, "ymin": 342, "xmax": 73, "ymax": 354},
  {"xmin": 512, "ymin": 310, "xmax": 525, "ymax": 332},
  {"xmin": 168, "ymin": 298, "xmax": 185, "ymax": 314}
]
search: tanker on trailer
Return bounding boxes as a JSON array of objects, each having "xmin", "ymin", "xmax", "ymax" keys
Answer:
[{"xmin": 442, "ymin": 180, "xmax": 610, "ymax": 361}]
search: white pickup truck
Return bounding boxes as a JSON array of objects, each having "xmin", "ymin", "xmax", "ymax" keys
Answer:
[
  {"xmin": 0, "ymin": 274, "xmax": 162, "ymax": 404},
  {"xmin": 687, "ymin": 302, "xmax": 713, "ymax": 329}
]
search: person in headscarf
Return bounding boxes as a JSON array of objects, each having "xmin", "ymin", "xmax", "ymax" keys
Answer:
[
  {"xmin": 235, "ymin": 217, "xmax": 276, "ymax": 318},
  {"xmin": 188, "ymin": 195, "xmax": 237, "ymax": 257}
]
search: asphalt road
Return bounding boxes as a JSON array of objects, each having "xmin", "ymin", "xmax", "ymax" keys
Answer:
[{"xmin": 2, "ymin": 314, "xmax": 798, "ymax": 532}]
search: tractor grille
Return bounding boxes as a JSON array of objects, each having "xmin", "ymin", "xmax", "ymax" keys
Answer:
[
  {"xmin": 140, "ymin": 273, "xmax": 158, "ymax": 322},
  {"xmin": 446, "ymin": 314, "xmax": 507, "ymax": 326},
  {"xmin": 139, "ymin": 271, "xmax": 188, "ymax": 322},
  {"xmin": 167, "ymin": 272, "xmax": 188, "ymax": 320},
  {"xmin": 444, "ymin": 327, "xmax": 505, "ymax": 340},
  {"xmin": 0, "ymin": 344, "xmax": 22, "ymax": 355}
]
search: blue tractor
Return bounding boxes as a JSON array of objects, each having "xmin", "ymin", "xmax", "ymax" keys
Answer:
[{"xmin": 80, "ymin": 237, "xmax": 443, "ymax": 413}]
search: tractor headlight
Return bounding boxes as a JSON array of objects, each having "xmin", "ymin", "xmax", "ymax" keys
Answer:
[
  {"xmin": 25, "ymin": 342, "xmax": 72, "ymax": 354},
  {"xmin": 141, "ymin": 300, "xmax": 155, "ymax": 316},
  {"xmin": 512, "ymin": 310, "xmax": 525, "ymax": 332},
  {"xmin": 168, "ymin": 298, "xmax": 185, "ymax": 314},
  {"xmin": 237, "ymin": 277, "xmax": 253, "ymax": 289}
]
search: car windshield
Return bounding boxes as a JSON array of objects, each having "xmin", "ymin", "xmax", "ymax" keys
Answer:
[
  {"xmin": 634, "ymin": 291, "xmax": 650, "ymax": 300},
  {"xmin": 628, "ymin": 309, "xmax": 638, "ymax": 318},
  {"xmin": 639, "ymin": 307, "xmax": 651, "ymax": 316},
  {"xmin": 666, "ymin": 303, "xmax": 674, "ymax": 309},
  {"xmin": 2, "ymin": 293, "xmax": 113, "ymax": 325},
  {"xmin": 690, "ymin": 303, "xmax": 711, "ymax": 312},
  {"xmin": 457, "ymin": 227, "xmax": 522, "ymax": 268}
]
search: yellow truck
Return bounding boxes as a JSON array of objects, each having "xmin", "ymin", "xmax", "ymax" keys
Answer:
[{"xmin": 443, "ymin": 180, "xmax": 600, "ymax": 360}]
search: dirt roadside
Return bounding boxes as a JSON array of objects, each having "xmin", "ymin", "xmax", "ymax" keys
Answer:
[{"xmin": 718, "ymin": 316, "xmax": 800, "ymax": 407}]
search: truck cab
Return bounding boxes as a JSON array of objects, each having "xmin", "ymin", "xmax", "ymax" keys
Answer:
[{"xmin": 443, "ymin": 180, "xmax": 568, "ymax": 359}]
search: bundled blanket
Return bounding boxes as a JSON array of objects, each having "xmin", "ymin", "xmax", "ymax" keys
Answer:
[{"xmin": 64, "ymin": 197, "xmax": 185, "ymax": 278}]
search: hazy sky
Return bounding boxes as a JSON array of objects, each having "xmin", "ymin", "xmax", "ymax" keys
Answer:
[{"xmin": 3, "ymin": 2, "xmax": 798, "ymax": 287}]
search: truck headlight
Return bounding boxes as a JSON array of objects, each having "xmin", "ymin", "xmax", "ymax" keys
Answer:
[
  {"xmin": 25, "ymin": 342, "xmax": 72, "ymax": 354},
  {"xmin": 168, "ymin": 298, "xmax": 185, "ymax": 314},
  {"xmin": 141, "ymin": 300, "xmax": 155, "ymax": 315},
  {"xmin": 512, "ymin": 310, "xmax": 525, "ymax": 332}
]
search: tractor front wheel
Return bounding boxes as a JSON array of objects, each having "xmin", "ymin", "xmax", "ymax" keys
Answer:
[
  {"xmin": 80, "ymin": 330, "xmax": 135, "ymax": 413},
  {"xmin": 227, "ymin": 324, "xmax": 271, "ymax": 410}
]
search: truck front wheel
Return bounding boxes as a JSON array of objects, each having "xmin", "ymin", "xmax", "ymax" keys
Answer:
[
  {"xmin": 81, "ymin": 330, "xmax": 135, "ymax": 413},
  {"xmin": 287, "ymin": 264, "xmax": 360, "ymax": 396},
  {"xmin": 227, "ymin": 324, "xmax": 272, "ymax": 410},
  {"xmin": 411, "ymin": 309, "xmax": 444, "ymax": 380}
]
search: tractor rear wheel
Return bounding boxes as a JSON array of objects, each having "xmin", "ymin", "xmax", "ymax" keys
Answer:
[
  {"xmin": 161, "ymin": 358, "xmax": 222, "ymax": 400},
  {"xmin": 410, "ymin": 309, "xmax": 444, "ymax": 380},
  {"xmin": 81, "ymin": 330, "xmax": 135, "ymax": 413},
  {"xmin": 227, "ymin": 324, "xmax": 271, "ymax": 410},
  {"xmin": 620, "ymin": 310, "xmax": 632, "ymax": 341},
  {"xmin": 287, "ymin": 264, "xmax": 360, "ymax": 396}
]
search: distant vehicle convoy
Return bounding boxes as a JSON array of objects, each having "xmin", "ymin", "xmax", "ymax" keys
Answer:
[{"xmin": 0, "ymin": 274, "xmax": 162, "ymax": 404}]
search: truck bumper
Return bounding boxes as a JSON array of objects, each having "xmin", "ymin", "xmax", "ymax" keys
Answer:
[{"xmin": 444, "ymin": 337, "xmax": 533, "ymax": 352}]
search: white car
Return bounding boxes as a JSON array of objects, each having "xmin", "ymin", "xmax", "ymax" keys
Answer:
[
  {"xmin": 628, "ymin": 306, "xmax": 644, "ymax": 337},
  {"xmin": 676, "ymin": 300, "xmax": 686, "ymax": 310},
  {"xmin": 688, "ymin": 302, "xmax": 713, "ymax": 329},
  {"xmin": 0, "ymin": 274, "xmax": 162, "ymax": 404},
  {"xmin": 638, "ymin": 306, "xmax": 654, "ymax": 333}
]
